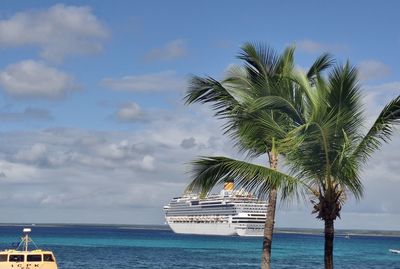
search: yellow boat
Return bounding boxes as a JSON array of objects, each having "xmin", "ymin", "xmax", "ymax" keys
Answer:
[{"xmin": 0, "ymin": 228, "xmax": 58, "ymax": 269}]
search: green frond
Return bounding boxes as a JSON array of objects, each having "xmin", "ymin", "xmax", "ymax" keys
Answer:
[
  {"xmin": 335, "ymin": 155, "xmax": 364, "ymax": 199},
  {"xmin": 307, "ymin": 53, "xmax": 334, "ymax": 81},
  {"xmin": 326, "ymin": 63, "xmax": 364, "ymax": 138},
  {"xmin": 249, "ymin": 96, "xmax": 305, "ymax": 124},
  {"xmin": 353, "ymin": 95, "xmax": 400, "ymax": 163},
  {"xmin": 290, "ymin": 71, "xmax": 320, "ymax": 113},
  {"xmin": 275, "ymin": 45, "xmax": 295, "ymax": 77},
  {"xmin": 227, "ymin": 111, "xmax": 288, "ymax": 158},
  {"xmin": 186, "ymin": 156, "xmax": 302, "ymax": 200},
  {"xmin": 238, "ymin": 42, "xmax": 279, "ymax": 78},
  {"xmin": 184, "ymin": 76, "xmax": 239, "ymax": 117}
]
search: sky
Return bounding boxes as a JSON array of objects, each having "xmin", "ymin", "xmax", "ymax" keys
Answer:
[{"xmin": 0, "ymin": 0, "xmax": 399, "ymax": 230}]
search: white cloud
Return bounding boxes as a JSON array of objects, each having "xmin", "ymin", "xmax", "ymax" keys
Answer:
[
  {"xmin": 144, "ymin": 39, "xmax": 187, "ymax": 62},
  {"xmin": 0, "ymin": 4, "xmax": 108, "ymax": 62},
  {"xmin": 117, "ymin": 102, "xmax": 143, "ymax": 121},
  {"xmin": 101, "ymin": 71, "xmax": 185, "ymax": 92},
  {"xmin": 95, "ymin": 141, "xmax": 130, "ymax": 160},
  {"xmin": 15, "ymin": 143, "xmax": 48, "ymax": 163},
  {"xmin": 140, "ymin": 155, "xmax": 155, "ymax": 171},
  {"xmin": 0, "ymin": 160, "xmax": 38, "ymax": 183},
  {"xmin": 296, "ymin": 39, "xmax": 347, "ymax": 53},
  {"xmin": 0, "ymin": 106, "xmax": 230, "ymax": 222},
  {"xmin": 0, "ymin": 60, "xmax": 78, "ymax": 99},
  {"xmin": 358, "ymin": 60, "xmax": 391, "ymax": 81}
]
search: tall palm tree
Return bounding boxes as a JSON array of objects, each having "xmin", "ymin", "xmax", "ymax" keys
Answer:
[
  {"xmin": 283, "ymin": 63, "xmax": 400, "ymax": 269},
  {"xmin": 184, "ymin": 43, "xmax": 331, "ymax": 269}
]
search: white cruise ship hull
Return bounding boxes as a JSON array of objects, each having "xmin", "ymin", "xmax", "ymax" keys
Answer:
[
  {"xmin": 235, "ymin": 225, "xmax": 264, "ymax": 237},
  {"xmin": 169, "ymin": 222, "xmax": 237, "ymax": 236}
]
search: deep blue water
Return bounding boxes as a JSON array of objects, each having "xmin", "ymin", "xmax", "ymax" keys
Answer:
[{"xmin": 0, "ymin": 225, "xmax": 399, "ymax": 268}]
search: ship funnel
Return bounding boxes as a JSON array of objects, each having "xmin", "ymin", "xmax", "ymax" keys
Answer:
[{"xmin": 224, "ymin": 179, "xmax": 234, "ymax": 191}]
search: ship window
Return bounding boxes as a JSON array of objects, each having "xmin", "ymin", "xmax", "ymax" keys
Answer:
[
  {"xmin": 44, "ymin": 254, "xmax": 54, "ymax": 262},
  {"xmin": 27, "ymin": 254, "xmax": 42, "ymax": 262},
  {"xmin": 9, "ymin": 255, "xmax": 24, "ymax": 262},
  {"xmin": 0, "ymin": 254, "xmax": 7, "ymax": 262}
]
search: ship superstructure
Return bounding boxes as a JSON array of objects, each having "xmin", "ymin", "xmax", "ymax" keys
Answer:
[{"xmin": 164, "ymin": 181, "xmax": 268, "ymax": 236}]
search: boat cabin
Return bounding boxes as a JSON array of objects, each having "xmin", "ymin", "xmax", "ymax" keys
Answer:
[{"xmin": 0, "ymin": 229, "xmax": 58, "ymax": 269}]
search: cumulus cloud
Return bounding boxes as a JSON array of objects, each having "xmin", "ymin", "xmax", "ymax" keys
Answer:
[
  {"xmin": 0, "ymin": 98, "xmax": 399, "ymax": 227},
  {"xmin": 116, "ymin": 102, "xmax": 143, "ymax": 121},
  {"xmin": 296, "ymin": 39, "xmax": 347, "ymax": 53},
  {"xmin": 0, "ymin": 107, "xmax": 52, "ymax": 121},
  {"xmin": 14, "ymin": 143, "xmax": 49, "ymax": 165},
  {"xmin": 0, "ymin": 60, "xmax": 78, "ymax": 99},
  {"xmin": 101, "ymin": 70, "xmax": 185, "ymax": 92},
  {"xmin": 138, "ymin": 155, "xmax": 155, "ymax": 171},
  {"xmin": 0, "ymin": 4, "xmax": 108, "ymax": 62},
  {"xmin": 0, "ymin": 106, "xmax": 232, "ymax": 222},
  {"xmin": 358, "ymin": 60, "xmax": 391, "ymax": 81},
  {"xmin": 144, "ymin": 39, "xmax": 187, "ymax": 62},
  {"xmin": 0, "ymin": 160, "xmax": 39, "ymax": 183}
]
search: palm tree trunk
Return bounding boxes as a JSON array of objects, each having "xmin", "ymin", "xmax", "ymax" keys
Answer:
[
  {"xmin": 324, "ymin": 219, "xmax": 334, "ymax": 269},
  {"xmin": 261, "ymin": 153, "xmax": 278, "ymax": 269},
  {"xmin": 261, "ymin": 188, "xmax": 277, "ymax": 269}
]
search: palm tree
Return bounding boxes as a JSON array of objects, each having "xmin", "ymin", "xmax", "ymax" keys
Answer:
[
  {"xmin": 184, "ymin": 43, "xmax": 331, "ymax": 269},
  {"xmin": 283, "ymin": 63, "xmax": 400, "ymax": 269},
  {"xmin": 185, "ymin": 44, "xmax": 400, "ymax": 269}
]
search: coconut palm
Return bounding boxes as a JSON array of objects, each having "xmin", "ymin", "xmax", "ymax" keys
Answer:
[
  {"xmin": 184, "ymin": 43, "xmax": 332, "ymax": 269},
  {"xmin": 283, "ymin": 63, "xmax": 400, "ymax": 269}
]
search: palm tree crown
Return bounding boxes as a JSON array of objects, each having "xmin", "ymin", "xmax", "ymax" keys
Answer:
[{"xmin": 283, "ymin": 63, "xmax": 400, "ymax": 269}]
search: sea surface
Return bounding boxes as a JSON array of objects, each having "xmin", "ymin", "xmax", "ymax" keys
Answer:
[{"xmin": 0, "ymin": 225, "xmax": 399, "ymax": 268}]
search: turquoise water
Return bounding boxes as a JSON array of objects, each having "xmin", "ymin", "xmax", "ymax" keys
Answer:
[{"xmin": 0, "ymin": 225, "xmax": 399, "ymax": 268}]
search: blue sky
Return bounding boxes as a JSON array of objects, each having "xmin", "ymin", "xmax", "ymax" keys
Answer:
[{"xmin": 0, "ymin": 1, "xmax": 399, "ymax": 229}]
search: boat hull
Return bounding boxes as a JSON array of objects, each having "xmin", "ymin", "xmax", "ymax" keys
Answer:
[
  {"xmin": 167, "ymin": 222, "xmax": 265, "ymax": 237},
  {"xmin": 168, "ymin": 222, "xmax": 237, "ymax": 236},
  {"xmin": 235, "ymin": 226, "xmax": 264, "ymax": 237},
  {"xmin": 0, "ymin": 263, "xmax": 58, "ymax": 269}
]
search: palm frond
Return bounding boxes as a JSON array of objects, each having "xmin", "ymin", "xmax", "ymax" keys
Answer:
[
  {"xmin": 228, "ymin": 111, "xmax": 289, "ymax": 158},
  {"xmin": 184, "ymin": 76, "xmax": 240, "ymax": 117},
  {"xmin": 186, "ymin": 156, "xmax": 303, "ymax": 200},
  {"xmin": 238, "ymin": 42, "xmax": 279, "ymax": 78},
  {"xmin": 249, "ymin": 96, "xmax": 305, "ymax": 124},
  {"xmin": 352, "ymin": 95, "xmax": 400, "ymax": 163},
  {"xmin": 326, "ymin": 63, "xmax": 364, "ymax": 138},
  {"xmin": 275, "ymin": 45, "xmax": 295, "ymax": 77},
  {"xmin": 307, "ymin": 53, "xmax": 334, "ymax": 81}
]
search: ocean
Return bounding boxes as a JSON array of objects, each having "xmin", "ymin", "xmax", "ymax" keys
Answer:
[{"xmin": 0, "ymin": 225, "xmax": 399, "ymax": 268}]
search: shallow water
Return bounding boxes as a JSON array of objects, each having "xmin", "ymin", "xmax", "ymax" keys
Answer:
[{"xmin": 0, "ymin": 225, "xmax": 399, "ymax": 268}]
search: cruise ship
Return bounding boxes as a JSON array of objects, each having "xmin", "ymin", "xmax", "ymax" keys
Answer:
[{"xmin": 163, "ymin": 181, "xmax": 268, "ymax": 236}]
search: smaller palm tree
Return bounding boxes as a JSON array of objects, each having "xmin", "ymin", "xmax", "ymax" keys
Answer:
[{"xmin": 284, "ymin": 63, "xmax": 400, "ymax": 269}]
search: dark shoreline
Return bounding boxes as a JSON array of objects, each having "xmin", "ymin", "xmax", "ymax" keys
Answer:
[{"xmin": 1, "ymin": 223, "xmax": 400, "ymax": 238}]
